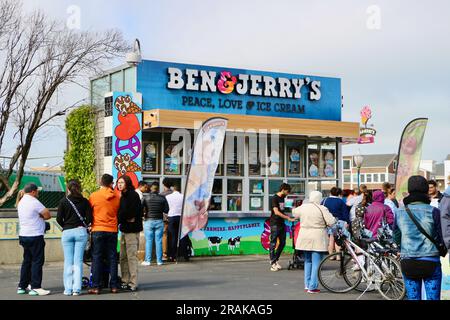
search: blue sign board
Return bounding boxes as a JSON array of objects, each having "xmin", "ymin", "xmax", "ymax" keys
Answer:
[{"xmin": 137, "ymin": 60, "xmax": 341, "ymax": 121}]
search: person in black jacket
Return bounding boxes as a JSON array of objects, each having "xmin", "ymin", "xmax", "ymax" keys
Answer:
[
  {"xmin": 57, "ymin": 180, "xmax": 92, "ymax": 296},
  {"xmin": 142, "ymin": 182, "xmax": 169, "ymax": 266},
  {"xmin": 117, "ymin": 175, "xmax": 143, "ymax": 292}
]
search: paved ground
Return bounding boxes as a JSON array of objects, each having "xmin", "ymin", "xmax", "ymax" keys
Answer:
[{"xmin": 0, "ymin": 254, "xmax": 380, "ymax": 300}]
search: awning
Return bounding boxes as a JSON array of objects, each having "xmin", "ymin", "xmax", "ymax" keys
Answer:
[{"xmin": 143, "ymin": 109, "xmax": 359, "ymax": 138}]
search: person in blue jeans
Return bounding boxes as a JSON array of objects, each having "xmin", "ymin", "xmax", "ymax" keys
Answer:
[
  {"xmin": 394, "ymin": 175, "xmax": 446, "ymax": 300},
  {"xmin": 142, "ymin": 182, "xmax": 169, "ymax": 266},
  {"xmin": 293, "ymin": 191, "xmax": 337, "ymax": 293},
  {"xmin": 17, "ymin": 183, "xmax": 52, "ymax": 296},
  {"xmin": 57, "ymin": 180, "xmax": 92, "ymax": 296}
]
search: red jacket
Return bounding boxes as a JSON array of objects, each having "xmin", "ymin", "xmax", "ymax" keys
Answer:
[{"xmin": 364, "ymin": 190, "xmax": 394, "ymax": 237}]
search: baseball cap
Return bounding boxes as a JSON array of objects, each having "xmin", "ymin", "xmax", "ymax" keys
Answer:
[{"xmin": 23, "ymin": 183, "xmax": 38, "ymax": 193}]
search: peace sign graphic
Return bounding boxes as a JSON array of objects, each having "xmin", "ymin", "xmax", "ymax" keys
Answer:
[{"xmin": 115, "ymin": 135, "xmax": 141, "ymax": 161}]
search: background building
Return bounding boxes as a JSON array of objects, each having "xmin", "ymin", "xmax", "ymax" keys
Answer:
[
  {"xmin": 422, "ymin": 155, "xmax": 450, "ymax": 191},
  {"xmin": 343, "ymin": 154, "xmax": 398, "ymax": 191}
]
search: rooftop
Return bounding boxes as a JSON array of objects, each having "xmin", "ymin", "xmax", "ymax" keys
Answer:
[{"xmin": 344, "ymin": 153, "xmax": 397, "ymax": 168}]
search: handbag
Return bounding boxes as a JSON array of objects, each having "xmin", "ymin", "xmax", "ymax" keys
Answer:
[{"xmin": 405, "ymin": 205, "xmax": 448, "ymax": 257}]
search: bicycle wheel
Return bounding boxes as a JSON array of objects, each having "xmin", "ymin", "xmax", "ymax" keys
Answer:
[
  {"xmin": 343, "ymin": 256, "xmax": 376, "ymax": 293},
  {"xmin": 318, "ymin": 252, "xmax": 362, "ymax": 293},
  {"xmin": 377, "ymin": 256, "xmax": 405, "ymax": 300}
]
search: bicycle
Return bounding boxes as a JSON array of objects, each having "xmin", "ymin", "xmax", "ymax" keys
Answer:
[
  {"xmin": 352, "ymin": 226, "xmax": 401, "ymax": 293},
  {"xmin": 318, "ymin": 226, "xmax": 405, "ymax": 300}
]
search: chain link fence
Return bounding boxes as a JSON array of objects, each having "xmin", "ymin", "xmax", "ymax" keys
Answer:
[{"xmin": 0, "ymin": 191, "xmax": 65, "ymax": 209}]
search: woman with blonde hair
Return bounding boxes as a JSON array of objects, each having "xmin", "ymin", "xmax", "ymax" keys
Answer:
[
  {"xmin": 15, "ymin": 189, "xmax": 25, "ymax": 208},
  {"xmin": 293, "ymin": 191, "xmax": 337, "ymax": 293}
]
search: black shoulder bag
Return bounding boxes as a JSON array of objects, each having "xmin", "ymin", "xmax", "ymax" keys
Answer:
[{"xmin": 400, "ymin": 206, "xmax": 446, "ymax": 279}]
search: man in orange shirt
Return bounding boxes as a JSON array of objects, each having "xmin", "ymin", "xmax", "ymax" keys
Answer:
[{"xmin": 88, "ymin": 174, "xmax": 120, "ymax": 294}]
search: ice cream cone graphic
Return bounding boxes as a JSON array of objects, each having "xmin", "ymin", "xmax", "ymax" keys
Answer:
[
  {"xmin": 360, "ymin": 106, "xmax": 372, "ymax": 127},
  {"xmin": 126, "ymin": 160, "xmax": 142, "ymax": 172},
  {"xmin": 126, "ymin": 101, "xmax": 142, "ymax": 114}
]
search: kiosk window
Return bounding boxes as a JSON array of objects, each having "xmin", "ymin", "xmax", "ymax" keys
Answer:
[
  {"xmin": 225, "ymin": 134, "xmax": 244, "ymax": 176},
  {"xmin": 308, "ymin": 142, "xmax": 337, "ymax": 178},
  {"xmin": 320, "ymin": 143, "xmax": 336, "ymax": 178},
  {"xmin": 164, "ymin": 133, "xmax": 183, "ymax": 175},
  {"xmin": 268, "ymin": 180, "xmax": 283, "ymax": 212},
  {"xmin": 287, "ymin": 180, "xmax": 305, "ymax": 195},
  {"xmin": 308, "ymin": 143, "xmax": 320, "ymax": 178},
  {"xmin": 248, "ymin": 134, "xmax": 264, "ymax": 176},
  {"xmin": 210, "ymin": 179, "xmax": 223, "ymax": 211},
  {"xmin": 142, "ymin": 141, "xmax": 160, "ymax": 174},
  {"xmin": 227, "ymin": 179, "xmax": 242, "ymax": 212},
  {"xmin": 287, "ymin": 140, "xmax": 305, "ymax": 177},
  {"xmin": 265, "ymin": 138, "xmax": 284, "ymax": 177},
  {"xmin": 249, "ymin": 179, "xmax": 264, "ymax": 211}
]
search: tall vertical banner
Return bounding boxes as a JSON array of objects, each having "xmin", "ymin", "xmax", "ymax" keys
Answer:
[
  {"xmin": 112, "ymin": 92, "xmax": 143, "ymax": 188},
  {"xmin": 395, "ymin": 118, "xmax": 428, "ymax": 202},
  {"xmin": 179, "ymin": 117, "xmax": 228, "ymax": 239}
]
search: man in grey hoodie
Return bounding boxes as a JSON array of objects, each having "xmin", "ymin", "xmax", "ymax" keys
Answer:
[{"xmin": 440, "ymin": 176, "xmax": 450, "ymax": 250}]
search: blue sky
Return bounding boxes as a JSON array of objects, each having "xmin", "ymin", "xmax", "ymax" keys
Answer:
[{"xmin": 8, "ymin": 0, "xmax": 450, "ymax": 168}]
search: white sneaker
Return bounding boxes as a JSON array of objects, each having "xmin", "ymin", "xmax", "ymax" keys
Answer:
[
  {"xmin": 276, "ymin": 262, "xmax": 282, "ymax": 270},
  {"xmin": 29, "ymin": 288, "xmax": 50, "ymax": 296},
  {"xmin": 270, "ymin": 264, "xmax": 279, "ymax": 272},
  {"xmin": 141, "ymin": 261, "xmax": 151, "ymax": 266}
]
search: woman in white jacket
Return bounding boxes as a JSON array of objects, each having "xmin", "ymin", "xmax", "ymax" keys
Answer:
[{"xmin": 293, "ymin": 191, "xmax": 337, "ymax": 293}]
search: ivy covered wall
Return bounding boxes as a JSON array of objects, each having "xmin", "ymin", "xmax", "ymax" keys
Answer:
[{"xmin": 64, "ymin": 105, "xmax": 98, "ymax": 195}]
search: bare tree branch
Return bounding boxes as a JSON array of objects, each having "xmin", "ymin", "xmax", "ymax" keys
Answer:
[{"xmin": 0, "ymin": 0, "xmax": 130, "ymax": 206}]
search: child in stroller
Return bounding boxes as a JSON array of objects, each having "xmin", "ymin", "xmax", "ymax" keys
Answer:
[{"xmin": 287, "ymin": 220, "xmax": 304, "ymax": 270}]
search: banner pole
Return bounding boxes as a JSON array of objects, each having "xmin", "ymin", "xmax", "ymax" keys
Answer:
[
  {"xmin": 176, "ymin": 120, "xmax": 203, "ymax": 263},
  {"xmin": 177, "ymin": 117, "xmax": 228, "ymax": 262}
]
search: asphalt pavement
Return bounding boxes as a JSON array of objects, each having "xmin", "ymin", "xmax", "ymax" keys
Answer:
[{"xmin": 0, "ymin": 254, "xmax": 380, "ymax": 300}]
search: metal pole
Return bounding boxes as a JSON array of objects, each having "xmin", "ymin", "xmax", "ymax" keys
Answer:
[{"xmin": 357, "ymin": 167, "xmax": 361, "ymax": 189}]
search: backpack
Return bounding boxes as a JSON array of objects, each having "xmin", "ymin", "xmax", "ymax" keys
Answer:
[{"xmin": 351, "ymin": 204, "xmax": 373, "ymax": 240}]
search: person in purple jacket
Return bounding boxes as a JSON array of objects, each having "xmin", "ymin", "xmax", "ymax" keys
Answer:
[
  {"xmin": 364, "ymin": 190, "xmax": 394, "ymax": 238},
  {"xmin": 322, "ymin": 187, "xmax": 350, "ymax": 257}
]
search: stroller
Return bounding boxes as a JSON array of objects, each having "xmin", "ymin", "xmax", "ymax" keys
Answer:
[
  {"xmin": 82, "ymin": 232, "xmax": 122, "ymax": 289},
  {"xmin": 287, "ymin": 220, "xmax": 304, "ymax": 270}
]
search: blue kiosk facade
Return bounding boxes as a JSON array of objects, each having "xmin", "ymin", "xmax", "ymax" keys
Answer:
[{"xmin": 91, "ymin": 60, "xmax": 358, "ymax": 256}]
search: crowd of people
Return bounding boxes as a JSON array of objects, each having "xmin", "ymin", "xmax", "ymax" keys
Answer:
[
  {"xmin": 270, "ymin": 176, "xmax": 450, "ymax": 300},
  {"xmin": 15, "ymin": 174, "xmax": 188, "ymax": 296},
  {"xmin": 14, "ymin": 169, "xmax": 450, "ymax": 300}
]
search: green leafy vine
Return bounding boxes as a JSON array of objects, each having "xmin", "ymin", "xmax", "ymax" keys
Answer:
[{"xmin": 63, "ymin": 105, "xmax": 98, "ymax": 196}]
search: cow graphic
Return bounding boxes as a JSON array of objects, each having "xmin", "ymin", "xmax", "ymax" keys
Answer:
[
  {"xmin": 228, "ymin": 236, "xmax": 241, "ymax": 251},
  {"xmin": 234, "ymin": 236, "xmax": 241, "ymax": 248},
  {"xmin": 208, "ymin": 237, "xmax": 222, "ymax": 251},
  {"xmin": 228, "ymin": 238, "xmax": 236, "ymax": 251}
]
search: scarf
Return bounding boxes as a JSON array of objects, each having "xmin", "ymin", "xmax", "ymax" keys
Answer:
[{"xmin": 403, "ymin": 192, "xmax": 431, "ymax": 206}]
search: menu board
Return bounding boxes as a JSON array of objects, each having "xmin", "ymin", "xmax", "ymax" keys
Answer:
[{"xmin": 143, "ymin": 141, "xmax": 159, "ymax": 173}]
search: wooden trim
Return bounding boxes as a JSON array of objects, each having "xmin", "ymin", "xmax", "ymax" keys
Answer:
[{"xmin": 143, "ymin": 109, "xmax": 359, "ymax": 138}]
